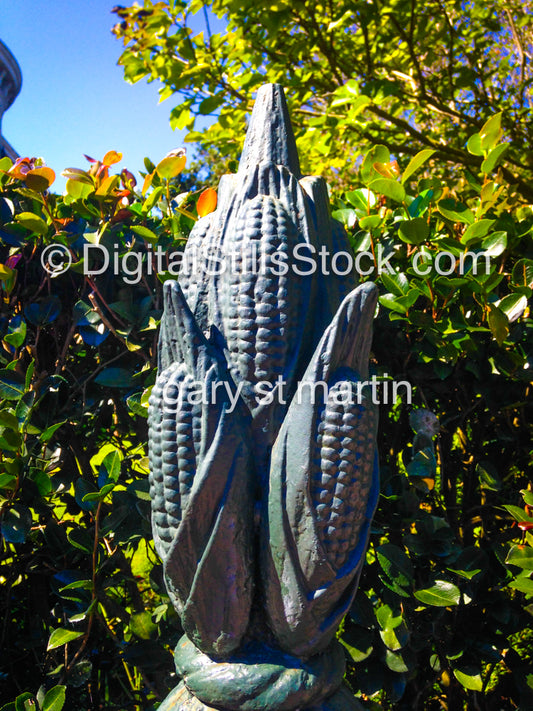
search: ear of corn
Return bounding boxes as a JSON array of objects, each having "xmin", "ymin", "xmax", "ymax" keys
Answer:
[
  {"xmin": 219, "ymin": 193, "xmax": 308, "ymax": 446},
  {"xmin": 148, "ymin": 281, "xmax": 254, "ymax": 655},
  {"xmin": 312, "ymin": 379, "xmax": 378, "ymax": 571},
  {"xmin": 262, "ymin": 283, "xmax": 379, "ymax": 658}
]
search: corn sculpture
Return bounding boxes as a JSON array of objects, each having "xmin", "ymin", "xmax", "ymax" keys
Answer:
[{"xmin": 148, "ymin": 84, "xmax": 379, "ymax": 711}]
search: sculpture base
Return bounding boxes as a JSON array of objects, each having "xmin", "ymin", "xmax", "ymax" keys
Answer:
[
  {"xmin": 157, "ymin": 635, "xmax": 366, "ymax": 711},
  {"xmin": 159, "ymin": 681, "xmax": 366, "ymax": 711}
]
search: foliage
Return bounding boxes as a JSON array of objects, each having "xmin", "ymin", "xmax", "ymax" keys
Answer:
[
  {"xmin": 0, "ymin": 151, "xmax": 216, "ymax": 709},
  {"xmin": 0, "ymin": 94, "xmax": 532, "ymax": 711},
  {"xmin": 112, "ymin": 0, "xmax": 533, "ymax": 199},
  {"xmin": 332, "ymin": 119, "xmax": 533, "ymax": 709},
  {"xmin": 1, "ymin": 685, "xmax": 66, "ymax": 711}
]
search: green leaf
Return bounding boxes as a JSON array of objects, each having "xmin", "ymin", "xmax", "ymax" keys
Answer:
[
  {"xmin": 379, "ymin": 620, "xmax": 409, "ymax": 651},
  {"xmin": 40, "ymin": 421, "xmax": 66, "ymax": 443},
  {"xmin": 14, "ymin": 694, "xmax": 35, "ymax": 711},
  {"xmin": 466, "ymin": 132, "xmax": 483, "ymax": 156},
  {"xmin": 82, "ymin": 482, "xmax": 115, "ymax": 502},
  {"xmin": 42, "ymin": 686, "xmax": 66, "ymax": 711},
  {"xmin": 498, "ymin": 293, "xmax": 528, "ymax": 322},
  {"xmin": 358, "ymin": 214, "xmax": 381, "ymax": 230},
  {"xmin": 481, "ymin": 143, "xmax": 509, "ymax": 173},
  {"xmin": 479, "ymin": 112, "xmax": 502, "ymax": 152},
  {"xmin": 198, "ymin": 95, "xmax": 224, "ymax": 114},
  {"xmin": 521, "ymin": 490, "xmax": 533, "ymax": 507},
  {"xmin": 368, "ymin": 178, "xmax": 405, "ymax": 203},
  {"xmin": 502, "ymin": 505, "xmax": 533, "ymax": 524},
  {"xmin": 511, "ymin": 259, "xmax": 533, "ymax": 289},
  {"xmin": 0, "ymin": 410, "xmax": 19, "ymax": 430},
  {"xmin": 129, "ymin": 611, "xmax": 157, "ymax": 640},
  {"xmin": 345, "ymin": 188, "xmax": 376, "ymax": 211},
  {"xmin": 127, "ymin": 392, "xmax": 149, "ymax": 417},
  {"xmin": 66, "ymin": 178, "xmax": 94, "ymax": 200},
  {"xmin": 376, "ymin": 604, "xmax": 395, "ymax": 630},
  {"xmin": 361, "ymin": 145, "xmax": 390, "ymax": 185},
  {"xmin": 461, "ymin": 219, "xmax": 495, "ymax": 244},
  {"xmin": 47, "ymin": 628, "xmax": 84, "ymax": 651},
  {"xmin": 349, "ymin": 593, "xmax": 377, "ymax": 629},
  {"xmin": 376, "ymin": 544, "xmax": 414, "ymax": 590},
  {"xmin": 0, "ymin": 369, "xmax": 25, "ymax": 400},
  {"xmin": 381, "ymin": 271, "xmax": 409, "ymax": 296},
  {"xmin": 482, "ymin": 231, "xmax": 507, "ymax": 256},
  {"xmin": 332, "ymin": 208, "xmax": 356, "ymax": 229},
  {"xmin": 0, "ymin": 473, "xmax": 17, "ymax": 490},
  {"xmin": 156, "ymin": 154, "xmax": 186, "ymax": 180},
  {"xmin": 170, "ymin": 106, "xmax": 192, "ymax": 131},
  {"xmin": 16, "ymin": 391, "xmax": 35, "ymax": 423},
  {"xmin": 476, "ymin": 462, "xmax": 501, "ymax": 491},
  {"xmin": 4, "ymin": 317, "xmax": 27, "ymax": 348},
  {"xmin": 25, "ymin": 296, "xmax": 61, "ymax": 325},
  {"xmin": 143, "ymin": 186, "xmax": 164, "ymax": 213},
  {"xmin": 438, "ymin": 199, "xmax": 474, "ymax": 225},
  {"xmin": 141, "ymin": 386, "xmax": 152, "ymax": 408},
  {"xmin": 379, "ymin": 293, "xmax": 408, "ymax": 314},
  {"xmin": 401, "ymin": 149, "xmax": 435, "ymax": 184},
  {"xmin": 95, "ymin": 175, "xmax": 120, "ymax": 197},
  {"xmin": 15, "ymin": 211, "xmax": 48, "ymax": 235},
  {"xmin": 409, "ymin": 187, "xmax": 437, "ymax": 217},
  {"xmin": 488, "ymin": 304, "xmax": 508, "ymax": 346},
  {"xmin": 102, "ymin": 450, "xmax": 121, "ymax": 482},
  {"xmin": 94, "ymin": 368, "xmax": 134, "ymax": 388},
  {"xmin": 1, "ymin": 506, "xmax": 32, "ymax": 543},
  {"xmin": 385, "ymin": 648, "xmax": 410, "ymax": 673},
  {"xmin": 61, "ymin": 167, "xmax": 93, "ymax": 183},
  {"xmin": 0, "ymin": 155, "xmax": 12, "ymax": 172},
  {"xmin": 414, "ymin": 581, "xmax": 461, "ymax": 607},
  {"xmin": 447, "ymin": 553, "xmax": 484, "ymax": 580},
  {"xmin": 29, "ymin": 468, "xmax": 52, "ymax": 497},
  {"xmin": 67, "ymin": 527, "xmax": 93, "ymax": 555},
  {"xmin": 508, "ymin": 576, "xmax": 533, "ymax": 594},
  {"xmin": 342, "ymin": 625, "xmax": 374, "ymax": 663},
  {"xmin": 398, "ymin": 217, "xmax": 429, "ymax": 244},
  {"xmin": 454, "ymin": 667, "xmax": 483, "ymax": 691},
  {"xmin": 131, "ymin": 225, "xmax": 159, "ymax": 244},
  {"xmin": 407, "ymin": 448, "xmax": 437, "ymax": 478},
  {"xmin": 505, "ymin": 545, "xmax": 533, "ymax": 570}
]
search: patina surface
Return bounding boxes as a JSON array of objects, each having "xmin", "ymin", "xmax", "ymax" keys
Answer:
[{"xmin": 148, "ymin": 83, "xmax": 379, "ymax": 710}]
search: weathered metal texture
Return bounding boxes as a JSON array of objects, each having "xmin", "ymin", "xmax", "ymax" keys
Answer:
[
  {"xmin": 148, "ymin": 83, "xmax": 379, "ymax": 710},
  {"xmin": 158, "ymin": 682, "xmax": 366, "ymax": 711}
]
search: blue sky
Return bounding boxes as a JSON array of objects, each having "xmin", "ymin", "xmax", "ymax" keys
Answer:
[{"xmin": 0, "ymin": 0, "xmax": 216, "ymax": 190}]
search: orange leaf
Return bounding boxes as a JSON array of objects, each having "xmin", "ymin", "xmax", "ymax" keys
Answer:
[
  {"xmin": 142, "ymin": 171, "xmax": 154, "ymax": 196},
  {"xmin": 25, "ymin": 166, "xmax": 56, "ymax": 192},
  {"xmin": 373, "ymin": 161, "xmax": 400, "ymax": 180},
  {"xmin": 197, "ymin": 187, "xmax": 217, "ymax": 217},
  {"xmin": 103, "ymin": 150, "xmax": 122, "ymax": 166}
]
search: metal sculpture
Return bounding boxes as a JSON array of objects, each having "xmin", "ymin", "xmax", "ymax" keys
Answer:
[{"xmin": 148, "ymin": 83, "xmax": 379, "ymax": 710}]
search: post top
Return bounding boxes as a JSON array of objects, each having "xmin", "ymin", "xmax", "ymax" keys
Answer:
[{"xmin": 238, "ymin": 84, "xmax": 301, "ymax": 178}]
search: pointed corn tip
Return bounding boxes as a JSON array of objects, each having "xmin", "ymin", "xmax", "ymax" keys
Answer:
[
  {"xmin": 162, "ymin": 280, "xmax": 207, "ymax": 371},
  {"xmin": 323, "ymin": 282, "xmax": 377, "ymax": 378},
  {"xmin": 238, "ymin": 84, "xmax": 301, "ymax": 178},
  {"xmin": 341, "ymin": 282, "xmax": 378, "ymax": 375}
]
